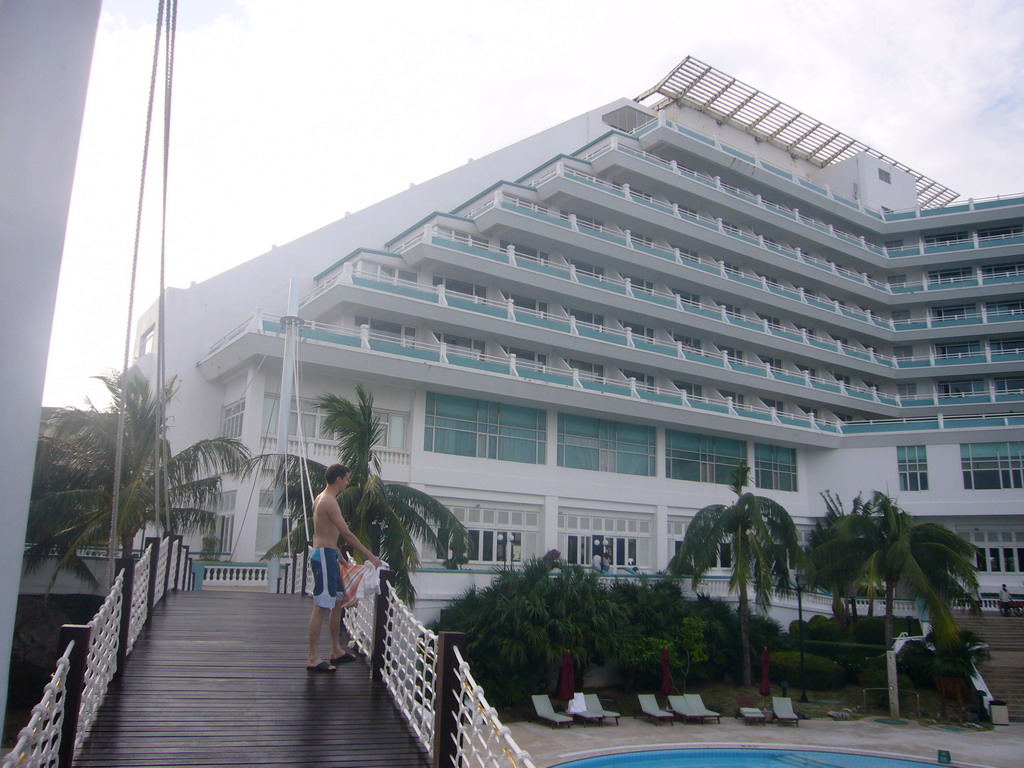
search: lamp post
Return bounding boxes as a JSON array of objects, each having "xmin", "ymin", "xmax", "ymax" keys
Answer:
[{"xmin": 795, "ymin": 573, "xmax": 808, "ymax": 703}]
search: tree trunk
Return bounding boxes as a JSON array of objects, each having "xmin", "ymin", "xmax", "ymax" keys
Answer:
[
  {"xmin": 884, "ymin": 579, "xmax": 895, "ymax": 648},
  {"xmin": 738, "ymin": 587, "xmax": 751, "ymax": 686}
]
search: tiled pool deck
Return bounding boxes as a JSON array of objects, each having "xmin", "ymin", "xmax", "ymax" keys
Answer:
[{"xmin": 507, "ymin": 713, "xmax": 1024, "ymax": 768}]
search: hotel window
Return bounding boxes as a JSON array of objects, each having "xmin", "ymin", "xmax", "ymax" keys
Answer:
[
  {"xmin": 450, "ymin": 505, "xmax": 540, "ymax": 565},
  {"xmin": 622, "ymin": 320, "xmax": 654, "ymax": 340},
  {"xmin": 878, "ymin": 168, "xmax": 891, "ymax": 184},
  {"xmin": 424, "ymin": 393, "xmax": 546, "ymax": 464},
  {"xmin": 761, "ymin": 397, "xmax": 784, "ymax": 412},
  {"xmin": 719, "ymin": 346, "xmax": 743, "ymax": 363},
  {"xmin": 432, "ymin": 275, "xmax": 486, "ymax": 299},
  {"xmin": 499, "ymin": 240, "xmax": 549, "ymax": 262},
  {"xmin": 673, "ymin": 380, "xmax": 703, "ymax": 398},
  {"xmin": 569, "ymin": 258, "xmax": 603, "ymax": 277},
  {"xmin": 666, "ymin": 430, "xmax": 746, "ymax": 484},
  {"xmin": 567, "ymin": 359, "xmax": 604, "ymax": 379},
  {"xmin": 557, "ymin": 414, "xmax": 655, "ymax": 476},
  {"xmin": 937, "ymin": 379, "xmax": 985, "ymax": 397},
  {"xmin": 891, "ymin": 310, "xmax": 911, "ymax": 325},
  {"xmin": 754, "ymin": 444, "xmax": 797, "ymax": 491},
  {"xmin": 719, "ymin": 389, "xmax": 745, "ymax": 406},
  {"xmin": 566, "ymin": 213, "xmax": 605, "ymax": 232},
  {"xmin": 888, "ymin": 274, "xmax": 907, "ymax": 287},
  {"xmin": 796, "ymin": 364, "xmax": 816, "ymax": 378},
  {"xmin": 354, "ymin": 316, "xmax": 416, "ymax": 344},
  {"xmin": 995, "ymin": 375, "xmax": 1024, "ymax": 394},
  {"xmin": 670, "ymin": 331, "xmax": 701, "ymax": 350},
  {"xmin": 897, "ymin": 446, "xmax": 929, "ymax": 491},
  {"xmin": 982, "ymin": 261, "xmax": 1024, "ymax": 279},
  {"xmin": 375, "ymin": 411, "xmax": 408, "ymax": 450},
  {"xmin": 962, "ymin": 442, "xmax": 1024, "ymax": 490},
  {"xmin": 621, "ymin": 273, "xmax": 654, "ymax": 292},
  {"xmin": 718, "ymin": 302, "xmax": 743, "ymax": 319},
  {"xmin": 977, "ymin": 225, "xmax": 1022, "ymax": 241},
  {"xmin": 987, "ymin": 299, "xmax": 1024, "ymax": 318},
  {"xmin": 967, "ymin": 531, "xmax": 1024, "ymax": 573},
  {"xmin": 622, "ymin": 369, "xmax": 656, "ymax": 388},
  {"xmin": 929, "ymin": 267, "xmax": 973, "ymax": 286},
  {"xmin": 759, "ymin": 355, "xmax": 783, "ymax": 373},
  {"xmin": 437, "ymin": 227, "xmax": 488, "ymax": 249},
  {"xmin": 991, "ymin": 338, "xmax": 1024, "ymax": 357},
  {"xmin": 935, "ymin": 340, "xmax": 981, "ymax": 360},
  {"xmin": 893, "ymin": 345, "xmax": 914, "ymax": 361},
  {"xmin": 561, "ymin": 512, "xmax": 651, "ymax": 569},
  {"xmin": 672, "ymin": 289, "xmax": 701, "ymax": 307},
  {"xmin": 441, "ymin": 333, "xmax": 485, "ymax": 358},
  {"xmin": 221, "ymin": 399, "xmax": 245, "ymax": 438},
  {"xmin": 885, "ymin": 240, "xmax": 904, "ymax": 250},
  {"xmin": 139, "ymin": 324, "xmax": 156, "ymax": 356},
  {"xmin": 359, "ymin": 262, "xmax": 416, "ymax": 283},
  {"xmin": 630, "ymin": 232, "xmax": 655, "ymax": 249},
  {"xmin": 924, "ymin": 231, "xmax": 969, "ymax": 246},
  {"xmin": 757, "ymin": 314, "xmax": 782, "ymax": 330},
  {"xmin": 502, "ymin": 346, "xmax": 547, "ymax": 367},
  {"xmin": 504, "ymin": 292, "xmax": 548, "ymax": 315},
  {"xmin": 569, "ymin": 308, "xmax": 604, "ymax": 327},
  {"xmin": 931, "ymin": 304, "xmax": 975, "ymax": 321}
]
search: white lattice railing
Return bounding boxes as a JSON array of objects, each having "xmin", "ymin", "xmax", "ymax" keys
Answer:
[
  {"xmin": 342, "ymin": 583, "xmax": 375, "ymax": 654},
  {"xmin": 380, "ymin": 581, "xmax": 439, "ymax": 755},
  {"xmin": 152, "ymin": 536, "xmax": 170, "ymax": 606},
  {"xmin": 1, "ymin": 642, "xmax": 74, "ymax": 768},
  {"xmin": 126, "ymin": 545, "xmax": 152, "ymax": 654},
  {"xmin": 451, "ymin": 646, "xmax": 536, "ymax": 768},
  {"xmin": 76, "ymin": 570, "xmax": 124, "ymax": 749}
]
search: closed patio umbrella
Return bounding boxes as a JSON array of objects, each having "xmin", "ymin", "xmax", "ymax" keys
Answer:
[
  {"xmin": 558, "ymin": 650, "xmax": 575, "ymax": 701},
  {"xmin": 660, "ymin": 646, "xmax": 675, "ymax": 696},
  {"xmin": 759, "ymin": 646, "xmax": 772, "ymax": 702}
]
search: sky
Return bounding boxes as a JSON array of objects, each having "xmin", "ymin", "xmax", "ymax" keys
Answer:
[{"xmin": 43, "ymin": 0, "xmax": 1024, "ymax": 408}]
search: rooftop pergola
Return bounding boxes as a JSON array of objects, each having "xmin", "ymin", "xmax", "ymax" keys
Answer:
[{"xmin": 636, "ymin": 56, "xmax": 958, "ymax": 209}]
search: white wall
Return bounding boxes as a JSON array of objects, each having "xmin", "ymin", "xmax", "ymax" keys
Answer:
[{"xmin": 0, "ymin": 0, "xmax": 101, "ymax": 727}]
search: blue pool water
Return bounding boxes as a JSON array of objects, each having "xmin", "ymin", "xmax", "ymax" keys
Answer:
[{"xmin": 552, "ymin": 748, "xmax": 936, "ymax": 768}]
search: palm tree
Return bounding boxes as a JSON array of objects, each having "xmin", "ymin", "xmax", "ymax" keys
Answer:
[
  {"xmin": 809, "ymin": 491, "xmax": 978, "ymax": 648},
  {"xmin": 807, "ymin": 491, "xmax": 870, "ymax": 631},
  {"xmin": 26, "ymin": 372, "xmax": 250, "ymax": 586},
  {"xmin": 264, "ymin": 384, "xmax": 468, "ymax": 601},
  {"xmin": 668, "ymin": 461, "xmax": 801, "ymax": 685}
]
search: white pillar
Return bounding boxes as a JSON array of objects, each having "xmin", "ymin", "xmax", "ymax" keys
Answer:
[{"xmin": 0, "ymin": 0, "xmax": 102, "ymax": 729}]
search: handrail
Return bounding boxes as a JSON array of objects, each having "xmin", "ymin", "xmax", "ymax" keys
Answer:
[{"xmin": 5, "ymin": 535, "xmax": 194, "ymax": 768}]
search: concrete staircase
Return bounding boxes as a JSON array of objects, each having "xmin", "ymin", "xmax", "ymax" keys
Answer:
[{"xmin": 956, "ymin": 612, "xmax": 1024, "ymax": 721}]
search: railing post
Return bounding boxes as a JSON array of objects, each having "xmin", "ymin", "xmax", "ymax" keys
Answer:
[
  {"xmin": 171, "ymin": 535, "xmax": 184, "ymax": 591},
  {"xmin": 301, "ymin": 547, "xmax": 309, "ymax": 596},
  {"xmin": 145, "ymin": 536, "xmax": 161, "ymax": 621},
  {"xmin": 432, "ymin": 632, "xmax": 468, "ymax": 768},
  {"xmin": 57, "ymin": 624, "xmax": 90, "ymax": 768},
  {"xmin": 115, "ymin": 557, "xmax": 134, "ymax": 674},
  {"xmin": 371, "ymin": 569, "xmax": 394, "ymax": 681},
  {"xmin": 162, "ymin": 533, "xmax": 174, "ymax": 596}
]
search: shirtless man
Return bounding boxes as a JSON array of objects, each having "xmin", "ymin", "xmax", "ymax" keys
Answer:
[{"xmin": 307, "ymin": 463, "xmax": 382, "ymax": 671}]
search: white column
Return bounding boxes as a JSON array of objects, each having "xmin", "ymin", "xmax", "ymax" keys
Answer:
[{"xmin": 0, "ymin": 0, "xmax": 102, "ymax": 729}]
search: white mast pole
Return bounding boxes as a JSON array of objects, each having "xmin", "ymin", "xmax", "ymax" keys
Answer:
[{"xmin": 269, "ymin": 279, "xmax": 303, "ymax": 593}]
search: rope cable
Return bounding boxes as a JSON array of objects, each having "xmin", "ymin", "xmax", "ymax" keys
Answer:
[{"xmin": 108, "ymin": 0, "xmax": 168, "ymax": 588}]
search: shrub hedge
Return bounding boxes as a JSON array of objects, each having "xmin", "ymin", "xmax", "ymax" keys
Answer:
[{"xmin": 768, "ymin": 650, "xmax": 844, "ymax": 689}]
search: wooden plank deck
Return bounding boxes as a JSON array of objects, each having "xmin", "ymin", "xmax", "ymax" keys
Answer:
[{"xmin": 73, "ymin": 591, "xmax": 430, "ymax": 767}]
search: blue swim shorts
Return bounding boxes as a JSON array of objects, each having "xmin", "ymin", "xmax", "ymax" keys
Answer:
[{"xmin": 311, "ymin": 547, "xmax": 342, "ymax": 609}]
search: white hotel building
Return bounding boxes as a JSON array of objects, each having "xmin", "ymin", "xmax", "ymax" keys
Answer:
[{"xmin": 139, "ymin": 58, "xmax": 1024, "ymax": 607}]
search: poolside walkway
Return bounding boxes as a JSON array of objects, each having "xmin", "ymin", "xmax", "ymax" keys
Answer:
[{"xmin": 507, "ymin": 711, "xmax": 1024, "ymax": 768}]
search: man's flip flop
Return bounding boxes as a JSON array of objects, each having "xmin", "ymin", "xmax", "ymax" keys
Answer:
[
  {"xmin": 330, "ymin": 653, "xmax": 356, "ymax": 664},
  {"xmin": 306, "ymin": 661, "xmax": 336, "ymax": 672}
]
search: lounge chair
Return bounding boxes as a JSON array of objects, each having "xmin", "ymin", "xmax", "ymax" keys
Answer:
[
  {"xmin": 637, "ymin": 694, "xmax": 674, "ymax": 724},
  {"xmin": 736, "ymin": 695, "xmax": 766, "ymax": 725},
  {"xmin": 667, "ymin": 694, "xmax": 720, "ymax": 724},
  {"xmin": 578, "ymin": 693, "xmax": 620, "ymax": 725},
  {"xmin": 530, "ymin": 695, "xmax": 573, "ymax": 727},
  {"xmin": 772, "ymin": 696, "xmax": 799, "ymax": 726}
]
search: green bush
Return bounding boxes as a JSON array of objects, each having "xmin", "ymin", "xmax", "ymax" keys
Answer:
[
  {"xmin": 852, "ymin": 616, "xmax": 921, "ymax": 645},
  {"xmin": 803, "ymin": 640, "xmax": 886, "ymax": 682},
  {"xmin": 769, "ymin": 650, "xmax": 844, "ymax": 689},
  {"xmin": 806, "ymin": 615, "xmax": 844, "ymax": 642}
]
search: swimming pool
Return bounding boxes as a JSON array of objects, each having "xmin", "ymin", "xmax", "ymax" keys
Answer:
[{"xmin": 551, "ymin": 748, "xmax": 939, "ymax": 768}]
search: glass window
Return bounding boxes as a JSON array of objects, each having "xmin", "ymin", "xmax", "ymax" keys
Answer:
[
  {"xmin": 931, "ymin": 304, "xmax": 975, "ymax": 321},
  {"xmin": 986, "ymin": 300, "xmax": 1024, "ymax": 318},
  {"xmin": 962, "ymin": 442, "xmax": 1024, "ymax": 490},
  {"xmin": 424, "ymin": 393, "xmax": 546, "ymax": 464},
  {"xmin": 934, "ymin": 340, "xmax": 981, "ymax": 360},
  {"xmin": 937, "ymin": 379, "xmax": 985, "ymax": 397},
  {"xmin": 991, "ymin": 338, "xmax": 1024, "ymax": 356},
  {"xmin": 432, "ymin": 275, "xmax": 487, "ymax": 298},
  {"xmin": 666, "ymin": 430, "xmax": 746, "ymax": 484},
  {"xmin": 557, "ymin": 414, "xmax": 655, "ymax": 476},
  {"xmin": 898, "ymin": 445, "xmax": 928, "ymax": 491},
  {"xmin": 995, "ymin": 376, "xmax": 1024, "ymax": 394},
  {"xmin": 754, "ymin": 444, "xmax": 797, "ymax": 491},
  {"xmin": 221, "ymin": 399, "xmax": 245, "ymax": 438}
]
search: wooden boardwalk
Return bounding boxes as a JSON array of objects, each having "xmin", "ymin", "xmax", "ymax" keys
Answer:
[{"xmin": 73, "ymin": 591, "xmax": 430, "ymax": 768}]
